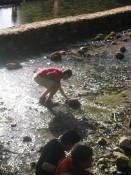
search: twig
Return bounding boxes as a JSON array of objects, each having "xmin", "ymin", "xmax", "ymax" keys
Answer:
[{"xmin": 113, "ymin": 112, "xmax": 117, "ymax": 122}]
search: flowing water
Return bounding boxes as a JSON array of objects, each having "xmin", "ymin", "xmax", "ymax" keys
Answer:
[
  {"xmin": 0, "ymin": 0, "xmax": 131, "ymax": 29},
  {"xmin": 0, "ymin": 29, "xmax": 131, "ymax": 174}
]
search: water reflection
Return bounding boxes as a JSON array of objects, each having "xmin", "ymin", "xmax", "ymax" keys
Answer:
[
  {"xmin": 0, "ymin": 6, "xmax": 20, "ymax": 29},
  {"xmin": 0, "ymin": 7, "xmax": 12, "ymax": 29},
  {"xmin": 53, "ymin": 0, "xmax": 59, "ymax": 17},
  {"xmin": 12, "ymin": 5, "xmax": 17, "ymax": 24},
  {"xmin": 0, "ymin": 0, "xmax": 131, "ymax": 29}
]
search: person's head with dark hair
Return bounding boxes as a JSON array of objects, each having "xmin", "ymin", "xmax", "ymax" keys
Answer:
[
  {"xmin": 71, "ymin": 143, "xmax": 93, "ymax": 169},
  {"xmin": 63, "ymin": 69, "xmax": 72, "ymax": 80},
  {"xmin": 60, "ymin": 129, "xmax": 81, "ymax": 151}
]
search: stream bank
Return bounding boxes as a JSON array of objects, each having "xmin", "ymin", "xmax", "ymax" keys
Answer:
[{"xmin": 0, "ymin": 6, "xmax": 131, "ymax": 60}]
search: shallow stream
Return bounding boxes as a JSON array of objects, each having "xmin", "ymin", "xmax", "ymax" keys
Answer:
[{"xmin": 0, "ymin": 30, "xmax": 131, "ymax": 174}]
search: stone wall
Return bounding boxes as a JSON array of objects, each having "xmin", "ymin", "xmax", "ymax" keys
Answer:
[{"xmin": 0, "ymin": 6, "xmax": 131, "ymax": 57}]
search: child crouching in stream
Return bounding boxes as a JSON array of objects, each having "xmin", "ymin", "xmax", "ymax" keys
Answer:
[{"xmin": 34, "ymin": 67, "xmax": 72, "ymax": 106}]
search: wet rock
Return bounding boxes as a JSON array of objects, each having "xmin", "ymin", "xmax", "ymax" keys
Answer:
[
  {"xmin": 77, "ymin": 46, "xmax": 88, "ymax": 55},
  {"xmin": 112, "ymin": 147, "xmax": 124, "ymax": 154},
  {"xmin": 11, "ymin": 123, "xmax": 17, "ymax": 127},
  {"xmin": 119, "ymin": 136, "xmax": 131, "ymax": 150},
  {"xmin": 98, "ymin": 164, "xmax": 107, "ymax": 170},
  {"xmin": 97, "ymin": 137, "xmax": 107, "ymax": 146},
  {"xmin": 94, "ymin": 34, "xmax": 104, "ymax": 41},
  {"xmin": 97, "ymin": 157, "xmax": 110, "ymax": 164},
  {"xmin": 116, "ymin": 34, "xmax": 122, "ymax": 39},
  {"xmin": 127, "ymin": 29, "xmax": 131, "ymax": 32},
  {"xmin": 6, "ymin": 61, "xmax": 22, "ymax": 70},
  {"xmin": 109, "ymin": 31, "xmax": 116, "ymax": 37},
  {"xmin": 119, "ymin": 46, "xmax": 126, "ymax": 53},
  {"xmin": 115, "ymin": 52, "xmax": 124, "ymax": 60},
  {"xmin": 116, "ymin": 155, "xmax": 129, "ymax": 171},
  {"xmin": 111, "ymin": 41, "xmax": 117, "ymax": 45},
  {"xmin": 23, "ymin": 136, "xmax": 32, "ymax": 142},
  {"xmin": 47, "ymin": 51, "xmax": 62, "ymax": 61},
  {"xmin": 113, "ymin": 151, "xmax": 126, "ymax": 158},
  {"xmin": 105, "ymin": 35, "xmax": 114, "ymax": 41},
  {"xmin": 66, "ymin": 98, "xmax": 81, "ymax": 109},
  {"xmin": 58, "ymin": 50, "xmax": 66, "ymax": 55},
  {"xmin": 30, "ymin": 162, "xmax": 36, "ymax": 169}
]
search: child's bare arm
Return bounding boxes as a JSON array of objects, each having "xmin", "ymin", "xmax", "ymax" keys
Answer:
[{"xmin": 59, "ymin": 86, "xmax": 71, "ymax": 100}]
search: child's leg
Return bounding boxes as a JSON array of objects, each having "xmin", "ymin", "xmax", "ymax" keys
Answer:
[
  {"xmin": 41, "ymin": 88, "xmax": 50, "ymax": 99},
  {"xmin": 45, "ymin": 83, "xmax": 60, "ymax": 101}
]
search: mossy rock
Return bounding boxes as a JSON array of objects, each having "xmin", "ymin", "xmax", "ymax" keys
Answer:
[{"xmin": 67, "ymin": 99, "xmax": 81, "ymax": 109}]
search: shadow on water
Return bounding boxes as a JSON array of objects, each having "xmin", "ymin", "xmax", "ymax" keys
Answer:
[{"xmin": 47, "ymin": 103, "xmax": 96, "ymax": 139}]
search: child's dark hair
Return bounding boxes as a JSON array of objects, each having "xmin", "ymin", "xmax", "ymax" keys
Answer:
[
  {"xmin": 64, "ymin": 69, "xmax": 72, "ymax": 77},
  {"xmin": 71, "ymin": 144, "xmax": 93, "ymax": 165},
  {"xmin": 60, "ymin": 129, "xmax": 81, "ymax": 145}
]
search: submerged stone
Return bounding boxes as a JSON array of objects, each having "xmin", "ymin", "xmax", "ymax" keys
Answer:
[{"xmin": 23, "ymin": 136, "xmax": 32, "ymax": 142}]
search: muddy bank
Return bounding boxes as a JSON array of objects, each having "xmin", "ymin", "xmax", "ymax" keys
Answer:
[{"xmin": 0, "ymin": 6, "xmax": 131, "ymax": 58}]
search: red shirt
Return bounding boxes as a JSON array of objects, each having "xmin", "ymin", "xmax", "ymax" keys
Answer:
[
  {"xmin": 55, "ymin": 157, "xmax": 94, "ymax": 175},
  {"xmin": 36, "ymin": 67, "xmax": 64, "ymax": 83}
]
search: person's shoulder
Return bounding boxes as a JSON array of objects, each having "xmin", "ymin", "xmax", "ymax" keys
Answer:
[
  {"xmin": 55, "ymin": 68, "xmax": 62, "ymax": 72},
  {"xmin": 48, "ymin": 138, "xmax": 58, "ymax": 143},
  {"xmin": 59, "ymin": 157, "xmax": 71, "ymax": 164},
  {"xmin": 44, "ymin": 139, "xmax": 59, "ymax": 149}
]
